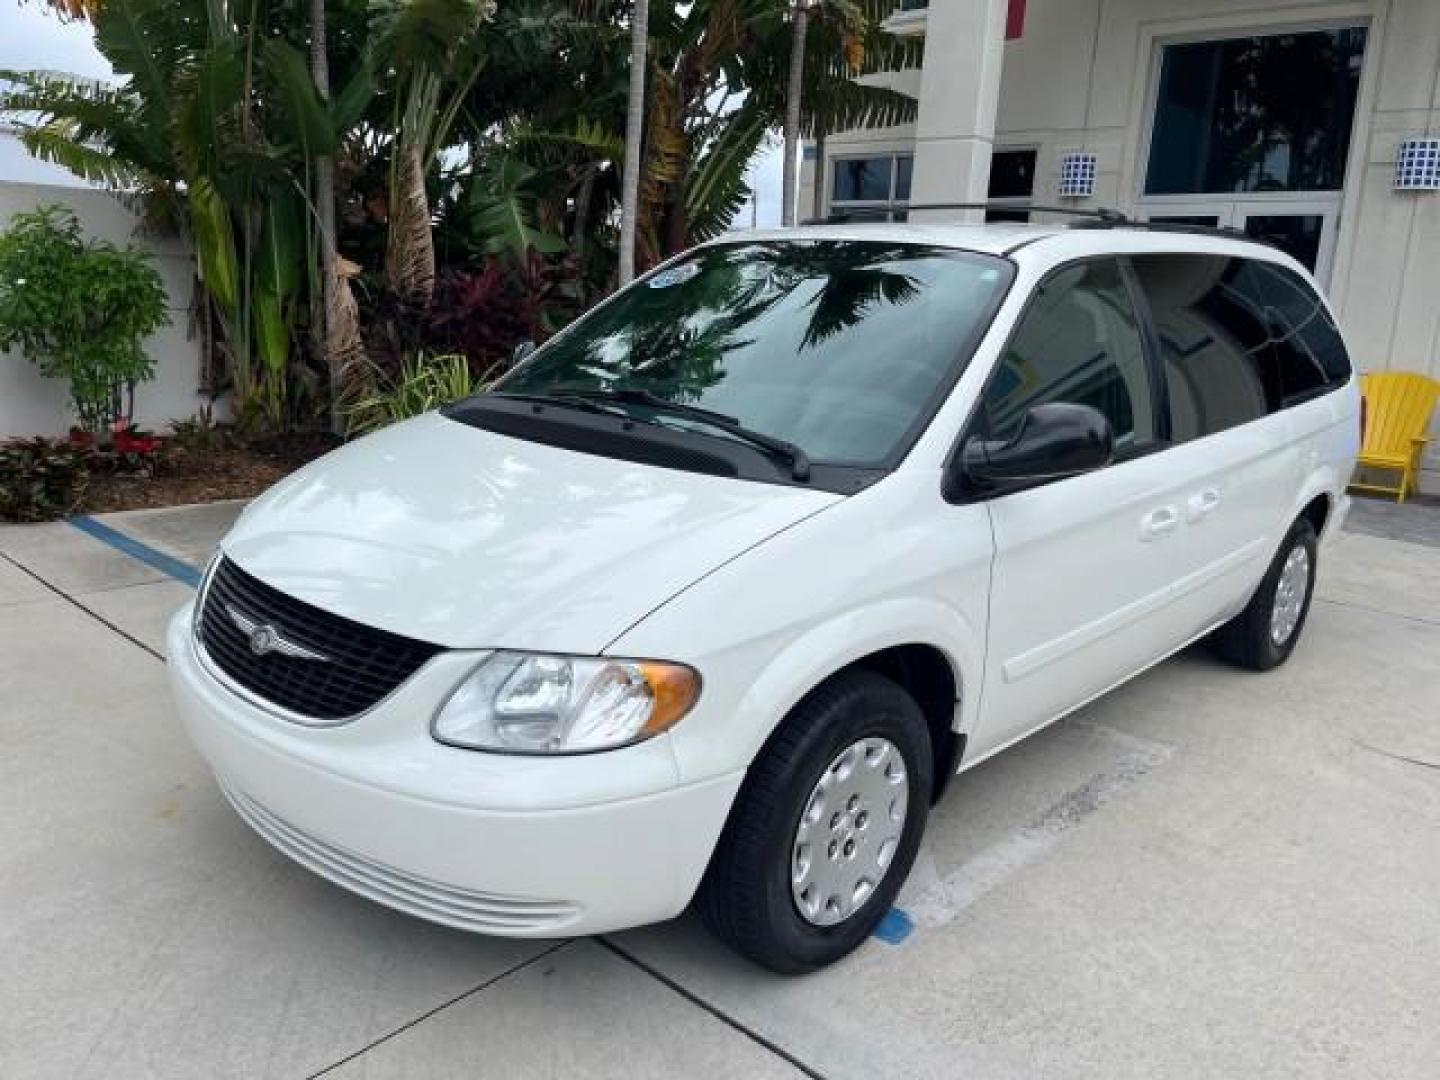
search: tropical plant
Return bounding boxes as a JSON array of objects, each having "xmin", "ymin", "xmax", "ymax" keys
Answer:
[
  {"xmin": 0, "ymin": 205, "xmax": 168, "ymax": 435},
  {"xmin": 371, "ymin": 0, "xmax": 497, "ymax": 308},
  {"xmin": 344, "ymin": 351, "xmax": 483, "ymax": 434},
  {"xmin": 756, "ymin": 0, "xmax": 924, "ymax": 222},
  {"xmin": 0, "ymin": 437, "xmax": 92, "ymax": 523},
  {"xmin": 3, "ymin": 0, "xmax": 919, "ymax": 437},
  {"xmin": 3, "ymin": 0, "xmax": 378, "ymax": 431},
  {"xmin": 627, "ymin": 0, "xmax": 918, "ymax": 266},
  {"xmin": 428, "ymin": 252, "xmax": 580, "ymax": 366}
]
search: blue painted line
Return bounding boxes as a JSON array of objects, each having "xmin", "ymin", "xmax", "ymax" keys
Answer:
[
  {"xmin": 68, "ymin": 515, "xmax": 203, "ymax": 589},
  {"xmin": 872, "ymin": 907, "xmax": 914, "ymax": 945}
]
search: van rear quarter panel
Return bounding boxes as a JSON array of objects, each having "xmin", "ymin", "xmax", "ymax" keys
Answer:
[{"xmin": 1287, "ymin": 378, "xmax": 1362, "ymax": 537}]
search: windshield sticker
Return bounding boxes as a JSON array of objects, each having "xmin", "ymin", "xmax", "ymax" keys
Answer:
[{"xmin": 648, "ymin": 263, "xmax": 701, "ymax": 289}]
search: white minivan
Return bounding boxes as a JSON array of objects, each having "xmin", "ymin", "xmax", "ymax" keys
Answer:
[{"xmin": 169, "ymin": 221, "xmax": 1359, "ymax": 972}]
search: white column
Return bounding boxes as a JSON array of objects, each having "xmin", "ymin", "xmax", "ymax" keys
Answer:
[{"xmin": 908, "ymin": 0, "xmax": 1008, "ymax": 222}]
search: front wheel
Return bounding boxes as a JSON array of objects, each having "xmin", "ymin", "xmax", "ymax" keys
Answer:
[
  {"xmin": 1212, "ymin": 517, "xmax": 1318, "ymax": 671},
  {"xmin": 698, "ymin": 670, "xmax": 932, "ymax": 974}
]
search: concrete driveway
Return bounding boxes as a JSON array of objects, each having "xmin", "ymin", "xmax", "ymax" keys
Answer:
[{"xmin": 2, "ymin": 498, "xmax": 1438, "ymax": 1079}]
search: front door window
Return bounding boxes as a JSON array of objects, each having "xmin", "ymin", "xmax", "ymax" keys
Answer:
[{"xmin": 982, "ymin": 259, "xmax": 1156, "ymax": 456}]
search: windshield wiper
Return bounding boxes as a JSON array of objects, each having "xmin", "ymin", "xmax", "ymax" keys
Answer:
[
  {"xmin": 560, "ymin": 387, "xmax": 812, "ymax": 481},
  {"xmin": 488, "ymin": 391, "xmax": 633, "ymax": 420}
]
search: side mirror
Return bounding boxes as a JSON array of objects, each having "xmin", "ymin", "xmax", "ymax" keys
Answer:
[
  {"xmin": 511, "ymin": 340, "xmax": 537, "ymax": 364},
  {"xmin": 960, "ymin": 402, "xmax": 1115, "ymax": 491}
]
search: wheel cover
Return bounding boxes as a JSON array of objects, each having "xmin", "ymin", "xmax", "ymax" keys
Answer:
[
  {"xmin": 1270, "ymin": 544, "xmax": 1311, "ymax": 646},
  {"xmin": 790, "ymin": 737, "xmax": 909, "ymax": 927}
]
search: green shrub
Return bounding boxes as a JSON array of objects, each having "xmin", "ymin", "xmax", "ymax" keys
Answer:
[
  {"xmin": 0, "ymin": 205, "xmax": 169, "ymax": 437},
  {"xmin": 345, "ymin": 353, "xmax": 484, "ymax": 436},
  {"xmin": 0, "ymin": 438, "xmax": 92, "ymax": 523}
]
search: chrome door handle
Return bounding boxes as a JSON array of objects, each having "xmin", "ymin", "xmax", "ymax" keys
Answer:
[
  {"xmin": 1140, "ymin": 506, "xmax": 1180, "ymax": 540},
  {"xmin": 1187, "ymin": 488, "xmax": 1222, "ymax": 522}
]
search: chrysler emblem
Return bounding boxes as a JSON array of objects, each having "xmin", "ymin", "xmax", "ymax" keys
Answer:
[{"xmin": 225, "ymin": 604, "xmax": 330, "ymax": 662}]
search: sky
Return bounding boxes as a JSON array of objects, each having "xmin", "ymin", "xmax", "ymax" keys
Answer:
[
  {"xmin": 1, "ymin": 2, "xmax": 113, "ymax": 80},
  {"xmin": 0, "ymin": 0, "xmax": 783, "ymax": 225}
]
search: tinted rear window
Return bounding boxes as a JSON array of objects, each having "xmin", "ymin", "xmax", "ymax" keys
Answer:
[{"xmin": 1130, "ymin": 254, "xmax": 1350, "ymax": 442}]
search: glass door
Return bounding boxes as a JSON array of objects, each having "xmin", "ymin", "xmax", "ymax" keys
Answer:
[
  {"xmin": 1232, "ymin": 204, "xmax": 1337, "ymax": 281},
  {"xmin": 1138, "ymin": 200, "xmax": 1339, "ymax": 282},
  {"xmin": 1137, "ymin": 26, "xmax": 1367, "ymax": 286}
]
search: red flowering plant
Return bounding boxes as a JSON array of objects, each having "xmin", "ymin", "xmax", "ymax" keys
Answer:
[{"xmin": 107, "ymin": 419, "xmax": 164, "ymax": 474}]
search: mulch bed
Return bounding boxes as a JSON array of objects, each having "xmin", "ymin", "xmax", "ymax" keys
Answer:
[{"xmin": 81, "ymin": 433, "xmax": 340, "ymax": 514}]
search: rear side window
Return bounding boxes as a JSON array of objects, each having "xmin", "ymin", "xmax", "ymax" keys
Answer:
[
  {"xmin": 1130, "ymin": 254, "xmax": 1351, "ymax": 442},
  {"xmin": 1251, "ymin": 261, "xmax": 1352, "ymax": 398},
  {"xmin": 982, "ymin": 258, "xmax": 1156, "ymax": 453}
]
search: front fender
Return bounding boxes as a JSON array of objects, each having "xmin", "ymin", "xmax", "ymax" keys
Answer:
[
  {"xmin": 733, "ymin": 596, "xmax": 983, "ymax": 748},
  {"xmin": 607, "ymin": 469, "xmax": 996, "ymax": 786},
  {"xmin": 625, "ymin": 597, "xmax": 986, "ymax": 787}
]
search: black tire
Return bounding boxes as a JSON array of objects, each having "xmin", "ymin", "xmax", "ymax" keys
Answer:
[
  {"xmin": 698, "ymin": 669, "xmax": 932, "ymax": 974},
  {"xmin": 1211, "ymin": 517, "xmax": 1318, "ymax": 671}
]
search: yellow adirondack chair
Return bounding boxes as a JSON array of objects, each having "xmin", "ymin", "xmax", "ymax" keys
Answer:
[{"xmin": 1350, "ymin": 371, "xmax": 1440, "ymax": 503}]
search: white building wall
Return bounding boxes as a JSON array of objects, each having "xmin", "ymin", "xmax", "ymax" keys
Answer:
[
  {"xmin": 814, "ymin": 0, "xmax": 1440, "ymax": 489},
  {"xmin": 0, "ymin": 141, "xmax": 208, "ymax": 438}
]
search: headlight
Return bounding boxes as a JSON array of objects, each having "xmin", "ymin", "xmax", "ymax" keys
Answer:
[{"xmin": 432, "ymin": 651, "xmax": 700, "ymax": 754}]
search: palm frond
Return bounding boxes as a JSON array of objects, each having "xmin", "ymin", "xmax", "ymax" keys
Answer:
[
  {"xmin": 453, "ymin": 153, "xmax": 569, "ymax": 261},
  {"xmin": 262, "ymin": 39, "xmax": 338, "ymax": 156},
  {"xmin": 685, "ymin": 104, "xmax": 767, "ymax": 221},
  {"xmin": 14, "ymin": 124, "xmax": 149, "ymax": 190},
  {"xmin": 508, "ymin": 117, "xmax": 625, "ymax": 169},
  {"xmin": 802, "ymin": 79, "xmax": 916, "ymax": 138}
]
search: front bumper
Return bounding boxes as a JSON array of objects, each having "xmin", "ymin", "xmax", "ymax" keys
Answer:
[{"xmin": 167, "ymin": 604, "xmax": 743, "ymax": 937}]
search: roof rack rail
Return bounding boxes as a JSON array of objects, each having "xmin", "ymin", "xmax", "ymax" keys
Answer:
[
  {"xmin": 797, "ymin": 202, "xmax": 1283, "ymax": 251},
  {"xmin": 803, "ymin": 202, "xmax": 1129, "ymax": 226}
]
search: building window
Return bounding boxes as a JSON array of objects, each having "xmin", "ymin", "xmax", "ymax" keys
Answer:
[
  {"xmin": 1145, "ymin": 27, "xmax": 1368, "ymax": 196},
  {"xmin": 830, "ymin": 154, "xmax": 913, "ymax": 221},
  {"xmin": 896, "ymin": 0, "xmax": 928, "ymax": 10},
  {"xmin": 987, "ymin": 148, "xmax": 1036, "ymax": 222}
]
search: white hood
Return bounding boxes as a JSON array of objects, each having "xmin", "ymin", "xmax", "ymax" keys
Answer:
[{"xmin": 220, "ymin": 413, "xmax": 840, "ymax": 652}]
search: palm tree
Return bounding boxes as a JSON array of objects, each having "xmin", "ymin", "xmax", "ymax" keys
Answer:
[
  {"xmin": 618, "ymin": 0, "xmax": 649, "ymax": 285},
  {"xmin": 782, "ymin": 0, "xmax": 924, "ymax": 222},
  {"xmin": 371, "ymin": 0, "xmax": 494, "ymax": 308},
  {"xmin": 628, "ymin": 0, "xmax": 917, "ymax": 267}
]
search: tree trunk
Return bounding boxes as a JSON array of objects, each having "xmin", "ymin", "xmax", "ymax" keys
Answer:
[
  {"xmin": 812, "ymin": 133, "xmax": 826, "ymax": 220},
  {"xmin": 618, "ymin": 0, "xmax": 649, "ymax": 285},
  {"xmin": 309, "ymin": 0, "xmax": 341, "ymax": 433},
  {"xmin": 572, "ymin": 167, "xmax": 596, "ymax": 305},
  {"xmin": 385, "ymin": 141, "xmax": 436, "ymax": 306},
  {"xmin": 781, "ymin": 2, "xmax": 809, "ymax": 227}
]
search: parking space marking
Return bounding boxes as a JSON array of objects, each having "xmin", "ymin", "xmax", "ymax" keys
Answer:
[
  {"xmin": 900, "ymin": 723, "xmax": 1174, "ymax": 930},
  {"xmin": 872, "ymin": 907, "xmax": 915, "ymax": 944},
  {"xmin": 68, "ymin": 515, "xmax": 203, "ymax": 588}
]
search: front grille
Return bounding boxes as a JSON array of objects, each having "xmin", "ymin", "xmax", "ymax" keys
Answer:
[{"xmin": 198, "ymin": 557, "xmax": 443, "ymax": 722}]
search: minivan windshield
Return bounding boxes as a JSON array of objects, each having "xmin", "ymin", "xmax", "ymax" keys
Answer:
[{"xmin": 496, "ymin": 240, "xmax": 1012, "ymax": 468}]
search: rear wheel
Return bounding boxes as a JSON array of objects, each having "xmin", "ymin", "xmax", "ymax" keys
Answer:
[
  {"xmin": 698, "ymin": 670, "xmax": 932, "ymax": 974},
  {"xmin": 1212, "ymin": 517, "xmax": 1318, "ymax": 671}
]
